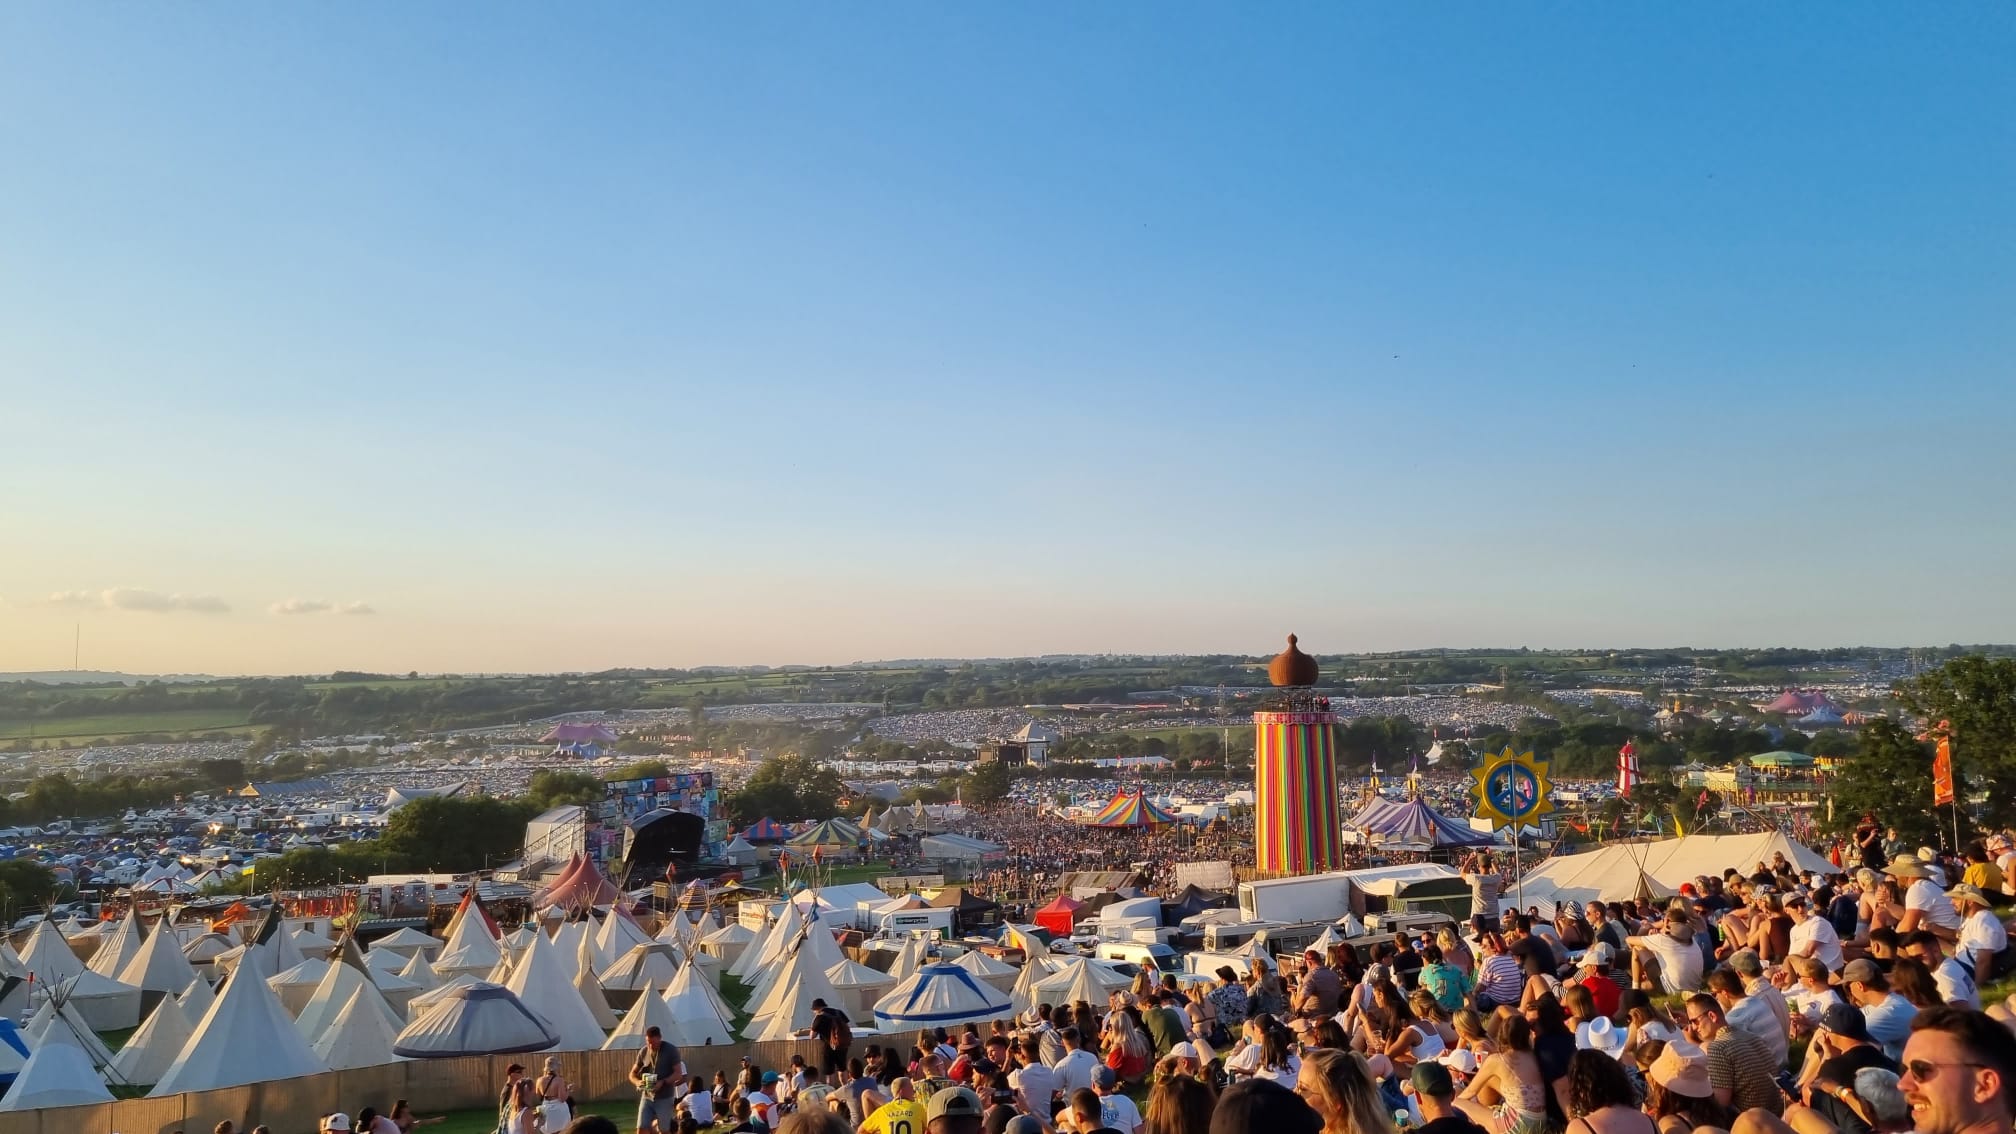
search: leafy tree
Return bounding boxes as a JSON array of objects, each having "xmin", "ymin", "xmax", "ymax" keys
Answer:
[
  {"xmin": 611, "ymin": 760, "xmax": 672, "ymax": 781},
  {"xmin": 379, "ymin": 796, "xmax": 535, "ymax": 872},
  {"xmin": 964, "ymin": 761, "xmax": 1016, "ymax": 805},
  {"xmin": 1825, "ymin": 718, "xmax": 1944, "ymax": 849},
  {"xmin": 523, "ymin": 770, "xmax": 604, "ymax": 811},
  {"xmin": 726, "ymin": 754, "xmax": 845, "ymax": 823},
  {"xmin": 1896, "ymin": 656, "xmax": 2016, "ymax": 829},
  {"xmin": 197, "ymin": 758, "xmax": 246, "ymax": 787},
  {"xmin": 0, "ymin": 859, "xmax": 57, "ymax": 923}
]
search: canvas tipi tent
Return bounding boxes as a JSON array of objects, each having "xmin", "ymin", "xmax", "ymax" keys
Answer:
[
  {"xmin": 108, "ymin": 994, "xmax": 194, "ymax": 1085},
  {"xmin": 120, "ymin": 916, "xmax": 202, "ymax": 998},
  {"xmin": 293, "ymin": 954, "xmax": 403, "ymax": 1043},
  {"xmin": 312, "ymin": 985, "xmax": 409, "ymax": 1070},
  {"xmin": 1514, "ymin": 831, "xmax": 1835, "ymax": 917},
  {"xmin": 432, "ymin": 893, "xmax": 504, "ymax": 980},
  {"xmin": 149, "ymin": 961, "xmax": 328, "ymax": 1095},
  {"xmin": 661, "ymin": 960, "xmax": 736, "ymax": 1048},
  {"xmin": 19, "ymin": 920, "xmax": 85, "ymax": 985},
  {"xmin": 0, "ymin": 1023, "xmax": 113, "ymax": 1111},
  {"xmin": 87, "ymin": 913, "xmax": 145, "ymax": 978},
  {"xmin": 601, "ymin": 979, "xmax": 680, "ymax": 1050},
  {"xmin": 504, "ymin": 927, "xmax": 608, "ymax": 1050}
]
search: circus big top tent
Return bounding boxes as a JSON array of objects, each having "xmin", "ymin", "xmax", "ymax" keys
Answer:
[
  {"xmin": 1516, "ymin": 831, "xmax": 1836, "ymax": 916},
  {"xmin": 543, "ymin": 721, "xmax": 617, "ymax": 756},
  {"xmin": 1347, "ymin": 797, "xmax": 1493, "ymax": 849},
  {"xmin": 1085, "ymin": 789, "xmax": 1179, "ymax": 828}
]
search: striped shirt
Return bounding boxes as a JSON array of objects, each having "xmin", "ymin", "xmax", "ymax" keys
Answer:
[{"xmin": 1475, "ymin": 953, "xmax": 1523, "ymax": 1003}]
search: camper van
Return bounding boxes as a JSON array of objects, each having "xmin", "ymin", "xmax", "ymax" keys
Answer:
[{"xmin": 1096, "ymin": 941, "xmax": 1179, "ymax": 973}]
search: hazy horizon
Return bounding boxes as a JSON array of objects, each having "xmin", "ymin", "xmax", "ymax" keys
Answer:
[{"xmin": 5, "ymin": 7, "xmax": 2012, "ymax": 675}]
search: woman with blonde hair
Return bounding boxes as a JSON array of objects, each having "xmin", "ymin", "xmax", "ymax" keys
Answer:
[
  {"xmin": 1103, "ymin": 1002, "xmax": 1151, "ymax": 1084},
  {"xmin": 1295, "ymin": 1048, "xmax": 1397, "ymax": 1134},
  {"xmin": 1452, "ymin": 1009, "xmax": 1494, "ymax": 1057},
  {"xmin": 1454, "ymin": 1009, "xmax": 1546, "ymax": 1134},
  {"xmin": 1437, "ymin": 926, "xmax": 1475, "ymax": 978},
  {"xmin": 1410, "ymin": 987, "xmax": 1458, "ymax": 1048},
  {"xmin": 1143, "ymin": 1074, "xmax": 1216, "ymax": 1134}
]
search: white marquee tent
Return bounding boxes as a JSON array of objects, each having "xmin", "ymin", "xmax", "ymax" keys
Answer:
[{"xmin": 1514, "ymin": 831, "xmax": 1837, "ymax": 917}]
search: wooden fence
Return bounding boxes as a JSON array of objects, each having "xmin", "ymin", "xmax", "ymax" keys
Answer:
[{"xmin": 0, "ymin": 1040, "xmax": 825, "ymax": 1134}]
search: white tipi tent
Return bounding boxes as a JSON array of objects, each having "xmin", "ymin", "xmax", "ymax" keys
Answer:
[
  {"xmin": 87, "ymin": 913, "xmax": 145, "ymax": 978},
  {"xmin": 293, "ymin": 955, "xmax": 403, "ymax": 1043},
  {"xmin": 602, "ymin": 979, "xmax": 681, "ymax": 1050},
  {"xmin": 697, "ymin": 920, "xmax": 756, "ymax": 968},
  {"xmin": 25, "ymin": 988, "xmax": 120, "ymax": 1072},
  {"xmin": 742, "ymin": 938, "xmax": 844, "ymax": 1039},
  {"xmin": 311, "ymin": 985, "xmax": 410, "ymax": 1070},
  {"xmin": 109, "ymin": 994, "xmax": 195, "ymax": 1086},
  {"xmin": 661, "ymin": 960, "xmax": 737, "ymax": 1047},
  {"xmin": 574, "ymin": 965, "xmax": 620, "ymax": 1031},
  {"xmin": 120, "ymin": 916, "xmax": 202, "ymax": 996},
  {"xmin": 952, "ymin": 948, "xmax": 1020, "ymax": 996},
  {"xmin": 46, "ymin": 969, "xmax": 143, "ymax": 1030},
  {"xmin": 150, "ymin": 959, "xmax": 329, "ymax": 1095},
  {"xmin": 0, "ymin": 1023, "xmax": 113, "ymax": 1111},
  {"xmin": 178, "ymin": 977, "xmax": 216, "ymax": 1018},
  {"xmin": 19, "ymin": 920, "xmax": 85, "ymax": 984},
  {"xmin": 730, "ymin": 901, "xmax": 802, "ymax": 982},
  {"xmin": 593, "ymin": 908, "xmax": 655, "ymax": 969},
  {"xmin": 432, "ymin": 899, "xmax": 503, "ymax": 980},
  {"xmin": 398, "ymin": 949, "xmax": 440, "ymax": 990},
  {"xmin": 504, "ymin": 927, "xmax": 608, "ymax": 1050},
  {"xmin": 826, "ymin": 956, "xmax": 898, "ymax": 1021}
]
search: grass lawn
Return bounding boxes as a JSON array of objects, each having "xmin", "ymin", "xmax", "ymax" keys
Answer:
[
  {"xmin": 0, "ymin": 708, "xmax": 253, "ymax": 741},
  {"xmin": 433, "ymin": 1101, "xmax": 634, "ymax": 1134}
]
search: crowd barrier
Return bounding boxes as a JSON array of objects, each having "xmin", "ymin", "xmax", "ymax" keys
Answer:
[{"xmin": 0, "ymin": 1039, "xmax": 826, "ymax": 1134}]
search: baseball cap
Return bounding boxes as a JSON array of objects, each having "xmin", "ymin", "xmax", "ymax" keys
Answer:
[
  {"xmin": 1819, "ymin": 1003, "xmax": 1871, "ymax": 1042},
  {"xmin": 1170, "ymin": 1041, "xmax": 1201, "ymax": 1061},
  {"xmin": 1409, "ymin": 1061, "xmax": 1455, "ymax": 1098},
  {"xmin": 1577, "ymin": 942, "xmax": 1613, "ymax": 968},
  {"xmin": 1727, "ymin": 949, "xmax": 1763, "ymax": 978},
  {"xmin": 1433, "ymin": 1048, "xmax": 1479, "ymax": 1076},
  {"xmin": 763, "ymin": 1071, "xmax": 780, "ymax": 1085},
  {"xmin": 1095, "ymin": 1066, "xmax": 1118, "ymax": 1089},
  {"xmin": 1003, "ymin": 1118, "xmax": 1046, "ymax": 1134},
  {"xmin": 325, "ymin": 1115, "xmax": 353, "ymax": 1133},
  {"xmin": 1841, "ymin": 958, "xmax": 1883, "ymax": 985},
  {"xmin": 928, "ymin": 1086, "xmax": 984, "ymax": 1123}
]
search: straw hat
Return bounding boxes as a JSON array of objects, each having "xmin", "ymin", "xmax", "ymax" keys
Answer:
[
  {"xmin": 1882, "ymin": 855, "xmax": 1930, "ymax": 880},
  {"xmin": 1649, "ymin": 1040, "xmax": 1713, "ymax": 1098},
  {"xmin": 1947, "ymin": 883, "xmax": 1992, "ymax": 909}
]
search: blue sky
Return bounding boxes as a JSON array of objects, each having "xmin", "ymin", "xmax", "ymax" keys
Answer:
[{"xmin": 2, "ymin": 7, "xmax": 2012, "ymax": 674}]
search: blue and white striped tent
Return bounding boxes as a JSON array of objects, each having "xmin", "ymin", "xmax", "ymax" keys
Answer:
[{"xmin": 871, "ymin": 962, "xmax": 1012, "ymax": 1029}]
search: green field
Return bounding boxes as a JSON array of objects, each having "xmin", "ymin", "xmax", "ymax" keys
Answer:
[{"xmin": 0, "ymin": 708, "xmax": 254, "ymax": 742}]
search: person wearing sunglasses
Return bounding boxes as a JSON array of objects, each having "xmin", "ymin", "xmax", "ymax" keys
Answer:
[{"xmin": 1896, "ymin": 1006, "xmax": 2016, "ymax": 1134}]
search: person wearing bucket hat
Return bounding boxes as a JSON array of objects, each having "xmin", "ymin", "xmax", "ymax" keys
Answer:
[
  {"xmin": 1948, "ymin": 883, "xmax": 2008, "ymax": 982},
  {"xmin": 1645, "ymin": 1041, "xmax": 1719, "ymax": 1132},
  {"xmin": 1886, "ymin": 856, "xmax": 1963, "ymax": 941}
]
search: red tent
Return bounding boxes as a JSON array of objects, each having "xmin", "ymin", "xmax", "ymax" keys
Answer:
[{"xmin": 1033, "ymin": 894, "xmax": 1087, "ymax": 938}]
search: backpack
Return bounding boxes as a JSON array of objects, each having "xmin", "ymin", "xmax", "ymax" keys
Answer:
[{"xmin": 828, "ymin": 1009, "xmax": 853, "ymax": 1050}]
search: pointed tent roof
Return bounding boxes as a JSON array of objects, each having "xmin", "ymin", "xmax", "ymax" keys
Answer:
[
  {"xmin": 661, "ymin": 959, "xmax": 737, "ymax": 1047},
  {"xmin": 88, "ymin": 912, "xmax": 145, "ymax": 978},
  {"xmin": 1356, "ymin": 797, "xmax": 1494, "ymax": 848},
  {"xmin": 150, "ymin": 957, "xmax": 329, "ymax": 1095},
  {"xmin": 504, "ymin": 925, "xmax": 608, "ymax": 1050},
  {"xmin": 371, "ymin": 927, "xmax": 444, "ymax": 955},
  {"xmin": 433, "ymin": 892, "xmax": 504, "ymax": 977},
  {"xmin": 406, "ymin": 973, "xmax": 482, "ymax": 1016},
  {"xmin": 574, "ymin": 964, "xmax": 620, "ymax": 1031},
  {"xmin": 1032, "ymin": 956, "xmax": 1131, "ymax": 1002},
  {"xmin": 602, "ymin": 979, "xmax": 681, "ymax": 1050},
  {"xmin": 312, "ymin": 985, "xmax": 410, "ymax": 1070},
  {"xmin": 0, "ymin": 940, "xmax": 25, "ymax": 979},
  {"xmin": 1007, "ymin": 952, "xmax": 1066, "ymax": 1014},
  {"xmin": 742, "ymin": 950, "xmax": 843, "ymax": 1039},
  {"xmin": 952, "ymin": 949, "xmax": 1019, "ymax": 979},
  {"xmin": 600, "ymin": 942, "xmax": 684, "ymax": 992},
  {"xmin": 594, "ymin": 907, "xmax": 656, "ymax": 969},
  {"xmin": 873, "ymin": 963, "xmax": 1012, "ymax": 1029},
  {"xmin": 393, "ymin": 982, "xmax": 558, "ymax": 1058},
  {"xmin": 25, "ymin": 987, "xmax": 120, "ymax": 1071},
  {"xmin": 1346, "ymin": 796, "xmax": 1404, "ymax": 830},
  {"xmin": 399, "ymin": 949, "xmax": 440, "ymax": 989},
  {"xmin": 741, "ymin": 817, "xmax": 790, "ymax": 843},
  {"xmin": 120, "ymin": 915, "xmax": 202, "ymax": 994},
  {"xmin": 787, "ymin": 818, "xmax": 864, "ymax": 848},
  {"xmin": 1514, "ymin": 831, "xmax": 1835, "ymax": 916},
  {"xmin": 828, "ymin": 956, "xmax": 898, "ymax": 995},
  {"xmin": 0, "ymin": 1024, "xmax": 114, "ymax": 1110},
  {"xmin": 887, "ymin": 934, "xmax": 926, "ymax": 986},
  {"xmin": 730, "ymin": 901, "xmax": 802, "ymax": 981},
  {"xmin": 541, "ymin": 858, "xmax": 620, "ymax": 911},
  {"xmin": 0, "ymin": 1019, "xmax": 26, "ymax": 1082},
  {"xmin": 1085, "ymin": 789, "xmax": 1179, "ymax": 828},
  {"xmin": 109, "ymin": 993, "xmax": 195, "ymax": 1086},
  {"xmin": 182, "ymin": 932, "xmax": 235, "ymax": 967},
  {"xmin": 749, "ymin": 918, "xmax": 846, "ymax": 1007},
  {"xmin": 293, "ymin": 953, "xmax": 403, "ymax": 1042},
  {"xmin": 177, "ymin": 976, "xmax": 215, "ymax": 1018},
  {"xmin": 19, "ymin": 919, "xmax": 85, "ymax": 984}
]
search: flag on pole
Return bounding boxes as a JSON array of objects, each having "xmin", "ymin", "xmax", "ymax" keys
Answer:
[{"xmin": 1617, "ymin": 740, "xmax": 1639, "ymax": 798}]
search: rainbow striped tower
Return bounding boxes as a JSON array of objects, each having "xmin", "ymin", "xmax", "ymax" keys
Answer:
[{"xmin": 1254, "ymin": 634, "xmax": 1342, "ymax": 875}]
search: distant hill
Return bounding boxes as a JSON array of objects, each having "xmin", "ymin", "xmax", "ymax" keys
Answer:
[{"xmin": 0, "ymin": 670, "xmax": 218, "ymax": 686}]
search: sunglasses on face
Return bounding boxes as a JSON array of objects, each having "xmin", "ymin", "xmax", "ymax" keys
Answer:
[{"xmin": 1904, "ymin": 1060, "xmax": 1987, "ymax": 1084}]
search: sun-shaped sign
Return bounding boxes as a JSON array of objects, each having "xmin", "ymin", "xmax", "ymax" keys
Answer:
[{"xmin": 1471, "ymin": 746, "xmax": 1556, "ymax": 830}]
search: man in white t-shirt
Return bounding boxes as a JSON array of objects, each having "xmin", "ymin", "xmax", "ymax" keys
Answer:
[
  {"xmin": 1010, "ymin": 1037, "xmax": 1059, "ymax": 1118},
  {"xmin": 1887, "ymin": 856, "xmax": 1962, "ymax": 940},
  {"xmin": 1628, "ymin": 906, "xmax": 1705, "ymax": 993},
  {"xmin": 1049, "ymin": 1027, "xmax": 1100, "ymax": 1096},
  {"xmin": 1951, "ymin": 883, "xmax": 2008, "ymax": 979},
  {"xmin": 1903, "ymin": 929, "xmax": 1978, "ymax": 1008},
  {"xmin": 1785, "ymin": 894, "xmax": 1843, "ymax": 972},
  {"xmin": 1990, "ymin": 836, "xmax": 2016, "ymax": 895},
  {"xmin": 1093, "ymin": 1068, "xmax": 1142, "ymax": 1134}
]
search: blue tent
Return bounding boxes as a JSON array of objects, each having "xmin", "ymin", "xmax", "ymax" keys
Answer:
[{"xmin": 0, "ymin": 1018, "xmax": 29, "ymax": 1087}]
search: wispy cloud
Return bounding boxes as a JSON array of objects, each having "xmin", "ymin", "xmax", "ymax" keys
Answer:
[
  {"xmin": 270, "ymin": 598, "xmax": 377, "ymax": 617},
  {"xmin": 39, "ymin": 588, "xmax": 231, "ymax": 614}
]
